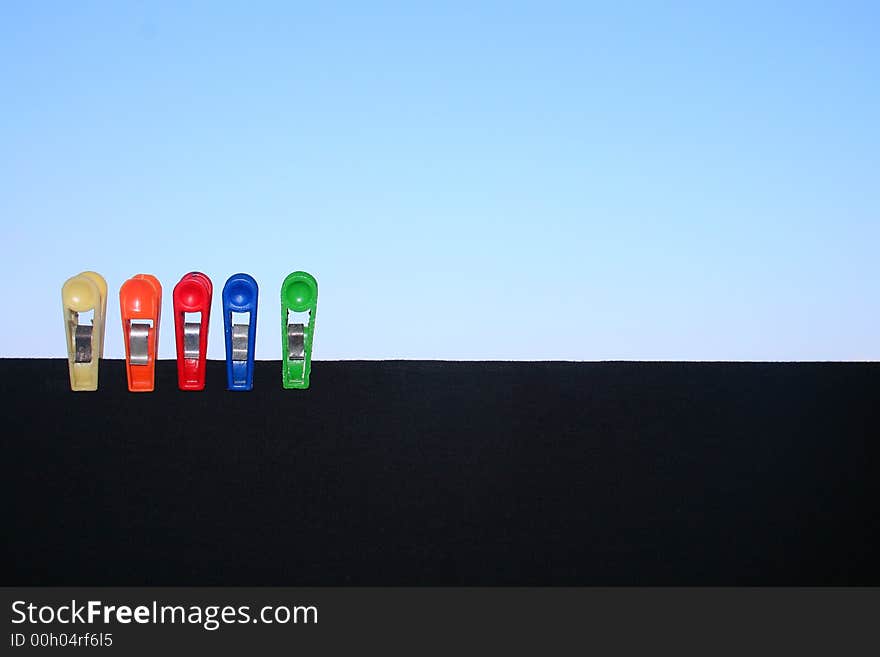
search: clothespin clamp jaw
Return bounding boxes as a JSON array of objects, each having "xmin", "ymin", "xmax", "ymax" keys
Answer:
[
  {"xmin": 222, "ymin": 273, "xmax": 258, "ymax": 391},
  {"xmin": 281, "ymin": 271, "xmax": 318, "ymax": 389},
  {"xmin": 119, "ymin": 274, "xmax": 162, "ymax": 392},
  {"xmin": 173, "ymin": 272, "xmax": 213, "ymax": 391},
  {"xmin": 61, "ymin": 271, "xmax": 107, "ymax": 391}
]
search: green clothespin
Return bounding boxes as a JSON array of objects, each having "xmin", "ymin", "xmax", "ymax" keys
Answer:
[{"xmin": 281, "ymin": 271, "xmax": 318, "ymax": 389}]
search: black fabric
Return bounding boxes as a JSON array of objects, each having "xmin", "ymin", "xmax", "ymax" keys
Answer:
[{"xmin": 2, "ymin": 359, "xmax": 877, "ymax": 585}]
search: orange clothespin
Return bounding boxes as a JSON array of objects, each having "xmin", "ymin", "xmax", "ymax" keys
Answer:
[{"xmin": 119, "ymin": 274, "xmax": 162, "ymax": 392}]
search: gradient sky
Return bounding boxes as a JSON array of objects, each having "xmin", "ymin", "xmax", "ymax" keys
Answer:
[{"xmin": 2, "ymin": 1, "xmax": 878, "ymax": 360}]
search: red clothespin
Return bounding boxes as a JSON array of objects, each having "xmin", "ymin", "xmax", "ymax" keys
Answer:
[
  {"xmin": 173, "ymin": 272, "xmax": 213, "ymax": 390},
  {"xmin": 119, "ymin": 274, "xmax": 162, "ymax": 392}
]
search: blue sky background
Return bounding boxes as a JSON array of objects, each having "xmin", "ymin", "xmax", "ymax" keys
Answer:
[{"xmin": 1, "ymin": 1, "xmax": 878, "ymax": 360}]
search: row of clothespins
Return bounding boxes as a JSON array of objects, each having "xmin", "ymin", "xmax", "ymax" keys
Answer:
[{"xmin": 62, "ymin": 271, "xmax": 318, "ymax": 392}]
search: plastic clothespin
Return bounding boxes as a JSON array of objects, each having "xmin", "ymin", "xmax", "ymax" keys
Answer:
[
  {"xmin": 173, "ymin": 272, "xmax": 213, "ymax": 391},
  {"xmin": 61, "ymin": 271, "xmax": 107, "ymax": 391},
  {"xmin": 281, "ymin": 271, "xmax": 318, "ymax": 389},
  {"xmin": 222, "ymin": 273, "xmax": 258, "ymax": 391},
  {"xmin": 120, "ymin": 274, "xmax": 162, "ymax": 392}
]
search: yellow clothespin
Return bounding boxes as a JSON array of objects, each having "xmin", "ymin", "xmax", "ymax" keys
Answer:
[{"xmin": 61, "ymin": 271, "xmax": 107, "ymax": 391}]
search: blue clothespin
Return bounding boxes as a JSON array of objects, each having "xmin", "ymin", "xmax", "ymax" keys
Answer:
[{"xmin": 222, "ymin": 273, "xmax": 258, "ymax": 391}]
